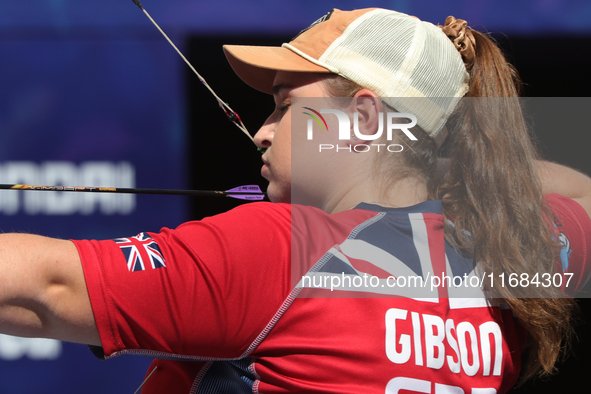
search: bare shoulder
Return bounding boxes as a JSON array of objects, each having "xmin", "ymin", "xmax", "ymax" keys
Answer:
[{"xmin": 537, "ymin": 161, "xmax": 591, "ymax": 220}]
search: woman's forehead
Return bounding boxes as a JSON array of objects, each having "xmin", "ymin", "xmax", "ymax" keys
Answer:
[{"xmin": 272, "ymin": 71, "xmax": 331, "ymax": 95}]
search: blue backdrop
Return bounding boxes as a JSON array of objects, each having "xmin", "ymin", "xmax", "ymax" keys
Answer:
[
  {"xmin": 0, "ymin": 11, "xmax": 185, "ymax": 394},
  {"xmin": 1, "ymin": 0, "xmax": 590, "ymax": 34}
]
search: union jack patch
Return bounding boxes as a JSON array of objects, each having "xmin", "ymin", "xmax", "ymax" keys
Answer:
[{"xmin": 114, "ymin": 232, "xmax": 166, "ymax": 272}]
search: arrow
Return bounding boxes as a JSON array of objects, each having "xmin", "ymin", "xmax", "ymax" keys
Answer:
[{"xmin": 0, "ymin": 184, "xmax": 266, "ymax": 201}]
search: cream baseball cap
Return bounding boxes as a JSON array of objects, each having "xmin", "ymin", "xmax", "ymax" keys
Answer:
[{"xmin": 223, "ymin": 8, "xmax": 469, "ymax": 140}]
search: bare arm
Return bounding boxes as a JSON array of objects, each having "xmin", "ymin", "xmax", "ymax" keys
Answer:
[
  {"xmin": 536, "ymin": 160, "xmax": 591, "ymax": 219},
  {"xmin": 435, "ymin": 158, "xmax": 591, "ymax": 219},
  {"xmin": 0, "ymin": 234, "xmax": 100, "ymax": 346}
]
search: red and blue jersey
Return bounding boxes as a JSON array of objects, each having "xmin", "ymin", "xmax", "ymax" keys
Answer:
[{"xmin": 74, "ymin": 193, "xmax": 591, "ymax": 393}]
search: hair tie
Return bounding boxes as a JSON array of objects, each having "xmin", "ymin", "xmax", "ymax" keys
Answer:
[{"xmin": 438, "ymin": 16, "xmax": 476, "ymax": 67}]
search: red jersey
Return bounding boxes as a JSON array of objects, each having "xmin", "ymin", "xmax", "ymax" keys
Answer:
[{"xmin": 74, "ymin": 194, "xmax": 591, "ymax": 393}]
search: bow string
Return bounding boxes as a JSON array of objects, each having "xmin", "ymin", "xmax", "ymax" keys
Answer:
[{"xmin": 132, "ymin": 0, "xmax": 254, "ymax": 145}]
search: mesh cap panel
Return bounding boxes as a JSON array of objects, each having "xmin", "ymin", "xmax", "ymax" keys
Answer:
[{"xmin": 318, "ymin": 9, "xmax": 469, "ymax": 137}]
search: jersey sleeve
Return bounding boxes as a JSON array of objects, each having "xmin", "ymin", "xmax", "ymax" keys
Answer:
[
  {"xmin": 545, "ymin": 193, "xmax": 591, "ymax": 295},
  {"xmin": 73, "ymin": 202, "xmax": 292, "ymax": 360}
]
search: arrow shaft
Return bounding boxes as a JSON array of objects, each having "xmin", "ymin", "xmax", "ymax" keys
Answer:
[{"xmin": 0, "ymin": 184, "xmax": 265, "ymax": 199}]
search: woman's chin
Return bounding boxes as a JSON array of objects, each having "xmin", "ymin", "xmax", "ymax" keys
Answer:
[{"xmin": 266, "ymin": 185, "xmax": 291, "ymax": 204}]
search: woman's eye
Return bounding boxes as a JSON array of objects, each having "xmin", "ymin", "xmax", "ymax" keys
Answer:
[{"xmin": 275, "ymin": 104, "xmax": 290, "ymax": 112}]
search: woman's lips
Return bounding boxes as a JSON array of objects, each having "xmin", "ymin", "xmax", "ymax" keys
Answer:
[{"xmin": 261, "ymin": 160, "xmax": 270, "ymax": 178}]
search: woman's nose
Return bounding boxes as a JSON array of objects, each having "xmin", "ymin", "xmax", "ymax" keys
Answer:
[{"xmin": 253, "ymin": 120, "xmax": 275, "ymax": 149}]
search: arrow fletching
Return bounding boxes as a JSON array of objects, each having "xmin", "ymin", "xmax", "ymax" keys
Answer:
[{"xmin": 226, "ymin": 185, "xmax": 265, "ymax": 200}]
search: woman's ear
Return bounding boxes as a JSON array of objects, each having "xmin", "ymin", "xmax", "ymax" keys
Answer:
[{"xmin": 346, "ymin": 89, "xmax": 383, "ymax": 147}]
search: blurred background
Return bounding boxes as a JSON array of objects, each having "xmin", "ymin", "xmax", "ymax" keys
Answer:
[{"xmin": 0, "ymin": 1, "xmax": 590, "ymax": 392}]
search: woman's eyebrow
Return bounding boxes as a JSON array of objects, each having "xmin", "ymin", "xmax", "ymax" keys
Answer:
[{"xmin": 272, "ymin": 84, "xmax": 294, "ymax": 97}]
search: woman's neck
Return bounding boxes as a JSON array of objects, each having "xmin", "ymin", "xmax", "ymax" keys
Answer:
[{"xmin": 327, "ymin": 175, "xmax": 429, "ymax": 214}]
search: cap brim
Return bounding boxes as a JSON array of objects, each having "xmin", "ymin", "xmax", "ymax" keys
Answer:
[{"xmin": 223, "ymin": 45, "xmax": 331, "ymax": 94}]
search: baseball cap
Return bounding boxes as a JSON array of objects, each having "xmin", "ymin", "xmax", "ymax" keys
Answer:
[{"xmin": 223, "ymin": 8, "xmax": 470, "ymax": 141}]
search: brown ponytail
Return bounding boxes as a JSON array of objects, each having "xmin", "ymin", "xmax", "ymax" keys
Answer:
[
  {"xmin": 323, "ymin": 26, "xmax": 577, "ymax": 383},
  {"xmin": 438, "ymin": 29, "xmax": 577, "ymax": 382}
]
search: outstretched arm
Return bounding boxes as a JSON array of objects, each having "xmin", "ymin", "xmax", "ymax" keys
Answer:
[
  {"xmin": 0, "ymin": 234, "xmax": 100, "ymax": 345},
  {"xmin": 537, "ymin": 160, "xmax": 591, "ymax": 219}
]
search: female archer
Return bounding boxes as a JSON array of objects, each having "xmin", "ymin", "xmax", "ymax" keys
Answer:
[{"xmin": 0, "ymin": 8, "xmax": 590, "ymax": 394}]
